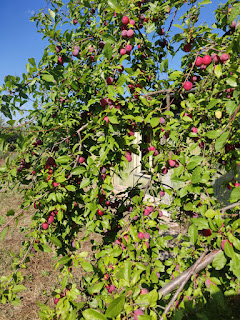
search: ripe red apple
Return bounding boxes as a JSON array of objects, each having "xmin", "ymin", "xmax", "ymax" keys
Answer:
[
  {"xmin": 129, "ymin": 19, "xmax": 135, "ymax": 26},
  {"xmin": 47, "ymin": 215, "xmax": 54, "ymax": 224},
  {"xmin": 144, "ymin": 232, "xmax": 150, "ymax": 239},
  {"xmin": 183, "ymin": 43, "xmax": 191, "ymax": 52},
  {"xmin": 202, "ymin": 55, "xmax": 212, "ymax": 66},
  {"xmin": 127, "ymin": 29, "xmax": 134, "ymax": 38},
  {"xmin": 97, "ymin": 209, "xmax": 103, "ymax": 216},
  {"xmin": 230, "ymin": 21, "xmax": 236, "ymax": 29},
  {"xmin": 72, "ymin": 45, "xmax": 80, "ymax": 57},
  {"xmin": 103, "ymin": 273, "xmax": 109, "ymax": 280},
  {"xmin": 107, "ymin": 284, "xmax": 115, "ymax": 293},
  {"xmin": 106, "ymin": 77, "xmax": 114, "ymax": 85},
  {"xmin": 162, "ymin": 167, "xmax": 168, "ymax": 174},
  {"xmin": 140, "ymin": 288, "xmax": 149, "ymax": 295},
  {"xmin": 195, "ymin": 56, "xmax": 203, "ymax": 67},
  {"xmin": 235, "ymin": 182, "xmax": 240, "ymax": 187},
  {"xmin": 183, "ymin": 81, "xmax": 193, "ymax": 91},
  {"xmin": 99, "ymin": 41, "xmax": 105, "ymax": 49},
  {"xmin": 168, "ymin": 159, "xmax": 176, "ymax": 167},
  {"xmin": 202, "ymin": 229, "xmax": 212, "ymax": 237},
  {"xmin": 122, "ymin": 16, "xmax": 129, "ymax": 25},
  {"xmin": 100, "ymin": 98, "xmax": 108, "ymax": 107},
  {"xmin": 126, "ymin": 45, "xmax": 133, "ymax": 54},
  {"xmin": 55, "ymin": 45, "xmax": 62, "ymax": 53},
  {"xmin": 191, "ymin": 127, "xmax": 198, "ymax": 134},
  {"xmin": 121, "ymin": 30, "xmax": 127, "ymax": 37},
  {"xmin": 211, "ymin": 53, "xmax": 220, "ymax": 63},
  {"xmin": 159, "ymin": 117, "xmax": 165, "ymax": 124},
  {"xmin": 220, "ymin": 53, "xmax": 230, "ymax": 62},
  {"xmin": 148, "ymin": 146, "xmax": 155, "ymax": 151},
  {"xmin": 158, "ymin": 28, "xmax": 164, "ymax": 35},
  {"xmin": 138, "ymin": 232, "xmax": 144, "ymax": 239},
  {"xmin": 57, "ymin": 56, "xmax": 64, "ymax": 65},
  {"xmin": 52, "ymin": 181, "xmax": 59, "ymax": 188},
  {"xmin": 159, "ymin": 190, "xmax": 165, "ymax": 197},
  {"xmin": 73, "ymin": 19, "xmax": 78, "ymax": 25},
  {"xmin": 103, "ymin": 116, "xmax": 109, "ymax": 123},
  {"xmin": 79, "ymin": 157, "xmax": 85, "ymax": 163},
  {"xmin": 54, "ymin": 298, "xmax": 60, "ymax": 305},
  {"xmin": 120, "ymin": 48, "xmax": 126, "ymax": 55},
  {"xmin": 42, "ymin": 222, "xmax": 49, "ymax": 230}
]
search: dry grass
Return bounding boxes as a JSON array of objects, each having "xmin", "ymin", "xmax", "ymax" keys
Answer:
[
  {"xmin": 0, "ymin": 188, "xmax": 59, "ymax": 320},
  {"xmin": 0, "ymin": 183, "xmax": 101, "ymax": 320}
]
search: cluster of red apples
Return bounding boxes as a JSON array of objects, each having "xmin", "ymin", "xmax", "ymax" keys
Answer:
[{"xmin": 183, "ymin": 52, "xmax": 230, "ymax": 91}]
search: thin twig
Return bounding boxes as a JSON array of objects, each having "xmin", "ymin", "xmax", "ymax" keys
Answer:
[{"xmin": 160, "ymin": 249, "xmax": 208, "ymax": 320}]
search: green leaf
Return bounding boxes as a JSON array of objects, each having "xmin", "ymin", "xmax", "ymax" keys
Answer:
[
  {"xmin": 215, "ymin": 132, "xmax": 229, "ymax": 152},
  {"xmin": 56, "ymin": 155, "xmax": 72, "ymax": 164},
  {"xmin": 224, "ymin": 241, "xmax": 234, "ymax": 258},
  {"xmin": 66, "ymin": 185, "xmax": 76, "ymax": 191},
  {"xmin": 117, "ymin": 74, "xmax": 127, "ymax": 86},
  {"xmin": 6, "ymin": 209, "xmax": 15, "ymax": 216},
  {"xmin": 192, "ymin": 218, "xmax": 209, "ymax": 230},
  {"xmin": 105, "ymin": 296, "xmax": 125, "ymax": 318},
  {"xmin": 228, "ymin": 3, "xmax": 240, "ymax": 24},
  {"xmin": 188, "ymin": 224, "xmax": 198, "ymax": 244},
  {"xmin": 91, "ymin": 282, "xmax": 104, "ymax": 294},
  {"xmin": 229, "ymin": 187, "xmax": 240, "ymax": 203},
  {"xmin": 50, "ymin": 236, "xmax": 62, "ymax": 248},
  {"xmin": 41, "ymin": 244, "xmax": 52, "ymax": 253},
  {"xmin": 41, "ymin": 74, "xmax": 55, "ymax": 83},
  {"xmin": 71, "ymin": 166, "xmax": 85, "ymax": 175},
  {"xmin": 187, "ymin": 156, "xmax": 203, "ymax": 170},
  {"xmin": 48, "ymin": 8, "xmax": 55, "ymax": 20},
  {"xmin": 212, "ymin": 251, "xmax": 227, "ymax": 270},
  {"xmin": 230, "ymin": 253, "xmax": 240, "ymax": 279},
  {"xmin": 205, "ymin": 209, "xmax": 217, "ymax": 218},
  {"xmin": 226, "ymin": 101, "xmax": 238, "ymax": 115},
  {"xmin": 191, "ymin": 166, "xmax": 203, "ymax": 184},
  {"xmin": 107, "ymin": 0, "xmax": 122, "ymax": 12},
  {"xmin": 103, "ymin": 42, "xmax": 112, "ymax": 60},
  {"xmin": 80, "ymin": 178, "xmax": 90, "ymax": 188},
  {"xmin": 226, "ymin": 76, "xmax": 237, "ymax": 87},
  {"xmin": 150, "ymin": 117, "xmax": 159, "ymax": 128},
  {"xmin": 58, "ymin": 256, "xmax": 71, "ymax": 265},
  {"xmin": 199, "ymin": 0, "xmax": 211, "ymax": 5},
  {"xmin": 83, "ymin": 309, "xmax": 107, "ymax": 320},
  {"xmin": 108, "ymin": 115, "xmax": 119, "ymax": 124},
  {"xmin": 214, "ymin": 65, "xmax": 222, "ymax": 78},
  {"xmin": 205, "ymin": 130, "xmax": 220, "ymax": 139},
  {"xmin": 146, "ymin": 23, "xmax": 155, "ymax": 34},
  {"xmin": 116, "ymin": 261, "xmax": 131, "ymax": 285},
  {"xmin": 81, "ymin": 261, "xmax": 93, "ymax": 272},
  {"xmin": 12, "ymin": 285, "xmax": 26, "ymax": 293}
]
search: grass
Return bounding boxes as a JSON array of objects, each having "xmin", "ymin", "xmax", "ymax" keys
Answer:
[
  {"xmin": 0, "ymin": 187, "xmax": 60, "ymax": 320},
  {"xmin": 0, "ymin": 182, "xmax": 99, "ymax": 320}
]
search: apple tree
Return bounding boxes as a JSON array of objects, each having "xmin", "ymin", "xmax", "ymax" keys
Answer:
[{"xmin": 0, "ymin": 0, "xmax": 240, "ymax": 319}]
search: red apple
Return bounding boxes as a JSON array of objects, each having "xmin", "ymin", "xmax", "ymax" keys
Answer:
[
  {"xmin": 183, "ymin": 43, "xmax": 191, "ymax": 52},
  {"xmin": 129, "ymin": 19, "xmax": 135, "ymax": 26},
  {"xmin": 79, "ymin": 157, "xmax": 85, "ymax": 163},
  {"xmin": 106, "ymin": 77, "xmax": 114, "ymax": 85},
  {"xmin": 57, "ymin": 56, "xmax": 64, "ymax": 65},
  {"xmin": 97, "ymin": 209, "xmax": 103, "ymax": 216},
  {"xmin": 138, "ymin": 232, "xmax": 144, "ymax": 239},
  {"xmin": 183, "ymin": 81, "xmax": 193, "ymax": 91},
  {"xmin": 127, "ymin": 29, "xmax": 134, "ymax": 38},
  {"xmin": 202, "ymin": 55, "xmax": 212, "ymax": 66},
  {"xmin": 120, "ymin": 48, "xmax": 126, "ymax": 55},
  {"xmin": 42, "ymin": 222, "xmax": 49, "ymax": 230},
  {"xmin": 122, "ymin": 16, "xmax": 129, "ymax": 25},
  {"xmin": 195, "ymin": 56, "xmax": 203, "ymax": 67},
  {"xmin": 220, "ymin": 53, "xmax": 230, "ymax": 62},
  {"xmin": 73, "ymin": 19, "xmax": 78, "ymax": 25},
  {"xmin": 202, "ymin": 229, "xmax": 212, "ymax": 237},
  {"xmin": 121, "ymin": 30, "xmax": 127, "ymax": 37},
  {"xmin": 191, "ymin": 127, "xmax": 198, "ymax": 134}
]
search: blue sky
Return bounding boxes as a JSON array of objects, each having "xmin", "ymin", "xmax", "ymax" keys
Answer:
[{"xmin": 0, "ymin": 0, "xmax": 222, "ymax": 120}]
